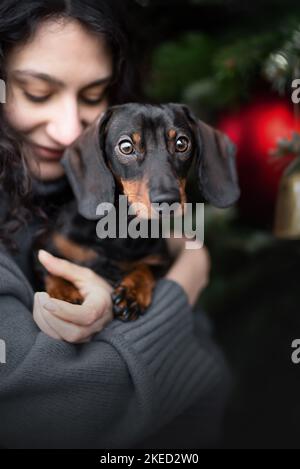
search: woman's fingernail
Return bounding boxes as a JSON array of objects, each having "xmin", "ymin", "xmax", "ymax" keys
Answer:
[
  {"xmin": 38, "ymin": 249, "xmax": 51, "ymax": 259},
  {"xmin": 36, "ymin": 293, "xmax": 57, "ymax": 312},
  {"xmin": 43, "ymin": 301, "xmax": 57, "ymax": 312}
]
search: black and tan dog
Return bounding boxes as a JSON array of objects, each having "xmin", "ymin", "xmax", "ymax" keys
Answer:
[{"xmin": 37, "ymin": 103, "xmax": 240, "ymax": 321}]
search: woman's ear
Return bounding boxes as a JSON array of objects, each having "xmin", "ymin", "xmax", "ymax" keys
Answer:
[
  {"xmin": 61, "ymin": 110, "xmax": 115, "ymax": 220},
  {"xmin": 181, "ymin": 105, "xmax": 240, "ymax": 208}
]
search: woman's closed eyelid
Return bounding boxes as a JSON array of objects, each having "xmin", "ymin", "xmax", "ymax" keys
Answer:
[
  {"xmin": 80, "ymin": 94, "xmax": 106, "ymax": 105},
  {"xmin": 24, "ymin": 86, "xmax": 51, "ymax": 94},
  {"xmin": 23, "ymin": 90, "xmax": 51, "ymax": 102},
  {"xmin": 20, "ymin": 83, "xmax": 53, "ymax": 101},
  {"xmin": 22, "ymin": 90, "xmax": 106, "ymax": 107},
  {"xmin": 79, "ymin": 86, "xmax": 108, "ymax": 103}
]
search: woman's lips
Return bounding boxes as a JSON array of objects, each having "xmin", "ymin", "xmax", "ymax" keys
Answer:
[{"xmin": 31, "ymin": 143, "xmax": 65, "ymax": 161}]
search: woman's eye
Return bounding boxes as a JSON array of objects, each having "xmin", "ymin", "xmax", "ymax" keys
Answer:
[
  {"xmin": 118, "ymin": 140, "xmax": 134, "ymax": 155},
  {"xmin": 175, "ymin": 136, "xmax": 190, "ymax": 152},
  {"xmin": 80, "ymin": 95, "xmax": 105, "ymax": 106},
  {"xmin": 23, "ymin": 91, "xmax": 50, "ymax": 103}
]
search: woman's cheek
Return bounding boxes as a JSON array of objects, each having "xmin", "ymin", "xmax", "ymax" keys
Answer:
[{"xmin": 4, "ymin": 91, "xmax": 44, "ymax": 133}]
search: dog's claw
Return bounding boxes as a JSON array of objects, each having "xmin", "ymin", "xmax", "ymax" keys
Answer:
[
  {"xmin": 111, "ymin": 286, "xmax": 144, "ymax": 321},
  {"xmin": 121, "ymin": 308, "xmax": 131, "ymax": 321},
  {"xmin": 111, "ymin": 292, "xmax": 124, "ymax": 305},
  {"xmin": 113, "ymin": 305, "xmax": 131, "ymax": 322},
  {"xmin": 112, "ymin": 304, "xmax": 123, "ymax": 316},
  {"xmin": 114, "ymin": 284, "xmax": 126, "ymax": 293},
  {"xmin": 128, "ymin": 301, "xmax": 141, "ymax": 318}
]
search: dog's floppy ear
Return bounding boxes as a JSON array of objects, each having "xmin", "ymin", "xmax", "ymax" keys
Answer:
[
  {"xmin": 181, "ymin": 105, "xmax": 240, "ymax": 208},
  {"xmin": 61, "ymin": 110, "xmax": 115, "ymax": 220}
]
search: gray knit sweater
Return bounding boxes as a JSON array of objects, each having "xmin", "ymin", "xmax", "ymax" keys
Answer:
[
  {"xmin": 0, "ymin": 248, "xmax": 230, "ymax": 449},
  {"xmin": 0, "ymin": 178, "xmax": 230, "ymax": 449}
]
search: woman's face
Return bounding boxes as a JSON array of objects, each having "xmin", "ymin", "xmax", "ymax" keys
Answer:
[{"xmin": 4, "ymin": 18, "xmax": 113, "ymax": 181}]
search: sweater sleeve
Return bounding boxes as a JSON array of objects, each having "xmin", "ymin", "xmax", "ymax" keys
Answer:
[{"xmin": 0, "ymin": 249, "xmax": 228, "ymax": 449}]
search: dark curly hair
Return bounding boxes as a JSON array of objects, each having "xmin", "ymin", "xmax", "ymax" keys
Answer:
[{"xmin": 0, "ymin": 0, "xmax": 139, "ymax": 249}]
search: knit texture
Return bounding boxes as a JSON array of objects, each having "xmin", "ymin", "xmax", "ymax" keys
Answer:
[
  {"xmin": 0, "ymin": 248, "xmax": 230, "ymax": 448},
  {"xmin": 0, "ymin": 176, "xmax": 230, "ymax": 448}
]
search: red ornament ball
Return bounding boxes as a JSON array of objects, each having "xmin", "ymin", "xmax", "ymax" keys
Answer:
[{"xmin": 218, "ymin": 97, "xmax": 298, "ymax": 225}]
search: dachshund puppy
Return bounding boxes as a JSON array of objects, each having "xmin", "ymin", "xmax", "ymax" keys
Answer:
[{"xmin": 37, "ymin": 103, "xmax": 240, "ymax": 321}]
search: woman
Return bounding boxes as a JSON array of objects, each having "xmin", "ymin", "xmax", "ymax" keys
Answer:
[{"xmin": 0, "ymin": 0, "xmax": 230, "ymax": 448}]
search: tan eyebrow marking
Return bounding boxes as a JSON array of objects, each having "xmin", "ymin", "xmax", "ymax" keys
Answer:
[
  {"xmin": 131, "ymin": 132, "xmax": 144, "ymax": 152},
  {"xmin": 168, "ymin": 129, "xmax": 176, "ymax": 139},
  {"xmin": 132, "ymin": 132, "xmax": 142, "ymax": 145}
]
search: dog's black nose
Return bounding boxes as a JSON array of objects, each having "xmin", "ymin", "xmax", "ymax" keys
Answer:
[
  {"xmin": 151, "ymin": 192, "xmax": 181, "ymax": 212},
  {"xmin": 151, "ymin": 192, "xmax": 181, "ymax": 204}
]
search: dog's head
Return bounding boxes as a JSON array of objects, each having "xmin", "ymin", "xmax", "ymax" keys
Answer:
[{"xmin": 61, "ymin": 103, "xmax": 240, "ymax": 219}]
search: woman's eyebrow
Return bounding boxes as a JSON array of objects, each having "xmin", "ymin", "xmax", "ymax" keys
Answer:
[
  {"xmin": 81, "ymin": 77, "xmax": 112, "ymax": 91},
  {"xmin": 12, "ymin": 69, "xmax": 112, "ymax": 89},
  {"xmin": 12, "ymin": 70, "xmax": 65, "ymax": 86}
]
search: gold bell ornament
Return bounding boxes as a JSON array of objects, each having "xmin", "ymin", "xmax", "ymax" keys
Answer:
[
  {"xmin": 274, "ymin": 133, "xmax": 300, "ymax": 238},
  {"xmin": 264, "ymin": 34, "xmax": 300, "ymax": 238}
]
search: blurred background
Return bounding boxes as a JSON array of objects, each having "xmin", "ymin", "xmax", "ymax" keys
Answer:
[{"xmin": 127, "ymin": 0, "xmax": 300, "ymax": 449}]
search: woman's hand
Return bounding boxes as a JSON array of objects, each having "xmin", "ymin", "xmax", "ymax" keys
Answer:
[
  {"xmin": 33, "ymin": 250, "xmax": 113, "ymax": 343},
  {"xmin": 165, "ymin": 237, "xmax": 211, "ymax": 306}
]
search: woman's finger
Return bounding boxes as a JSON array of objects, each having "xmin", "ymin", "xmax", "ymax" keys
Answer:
[
  {"xmin": 33, "ymin": 292, "xmax": 62, "ymax": 340},
  {"xmin": 40, "ymin": 305, "xmax": 107, "ymax": 343},
  {"xmin": 38, "ymin": 290, "xmax": 112, "ymax": 326},
  {"xmin": 38, "ymin": 250, "xmax": 92, "ymax": 287},
  {"xmin": 38, "ymin": 250, "xmax": 113, "ymax": 294}
]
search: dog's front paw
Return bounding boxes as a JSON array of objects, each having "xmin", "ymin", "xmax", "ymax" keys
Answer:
[
  {"xmin": 111, "ymin": 266, "xmax": 155, "ymax": 321},
  {"xmin": 111, "ymin": 284, "xmax": 143, "ymax": 321}
]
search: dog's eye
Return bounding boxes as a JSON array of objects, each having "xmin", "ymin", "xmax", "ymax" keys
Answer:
[
  {"xmin": 119, "ymin": 140, "xmax": 134, "ymax": 155},
  {"xmin": 175, "ymin": 137, "xmax": 189, "ymax": 152}
]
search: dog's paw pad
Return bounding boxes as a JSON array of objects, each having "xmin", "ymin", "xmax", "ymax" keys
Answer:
[{"xmin": 112, "ymin": 284, "xmax": 143, "ymax": 321}]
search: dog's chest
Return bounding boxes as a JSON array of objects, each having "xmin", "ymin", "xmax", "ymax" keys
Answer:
[{"xmin": 43, "ymin": 201, "xmax": 170, "ymax": 284}]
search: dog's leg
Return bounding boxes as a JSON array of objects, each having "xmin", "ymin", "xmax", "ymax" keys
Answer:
[
  {"xmin": 112, "ymin": 264, "xmax": 155, "ymax": 321},
  {"xmin": 45, "ymin": 275, "xmax": 84, "ymax": 305}
]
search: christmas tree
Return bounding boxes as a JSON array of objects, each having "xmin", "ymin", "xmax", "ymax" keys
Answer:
[{"xmin": 132, "ymin": 0, "xmax": 300, "ymax": 448}]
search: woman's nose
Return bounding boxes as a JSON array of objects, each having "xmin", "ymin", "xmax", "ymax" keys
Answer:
[{"xmin": 46, "ymin": 97, "xmax": 83, "ymax": 147}]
